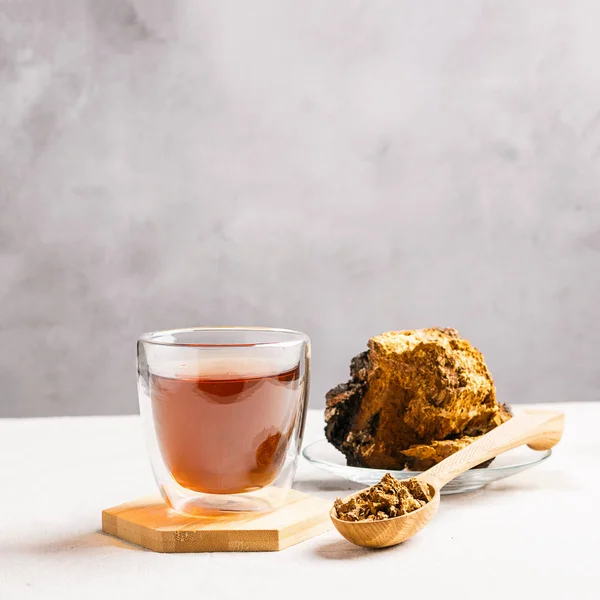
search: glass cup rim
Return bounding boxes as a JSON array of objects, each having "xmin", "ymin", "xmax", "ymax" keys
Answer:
[{"xmin": 138, "ymin": 326, "xmax": 310, "ymax": 348}]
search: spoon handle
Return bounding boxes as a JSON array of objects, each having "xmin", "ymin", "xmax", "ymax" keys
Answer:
[{"xmin": 419, "ymin": 410, "xmax": 564, "ymax": 489}]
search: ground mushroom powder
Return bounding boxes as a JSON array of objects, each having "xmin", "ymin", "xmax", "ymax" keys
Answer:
[{"xmin": 333, "ymin": 473, "xmax": 432, "ymax": 522}]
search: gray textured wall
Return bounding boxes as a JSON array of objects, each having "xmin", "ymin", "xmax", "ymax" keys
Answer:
[{"xmin": 1, "ymin": 0, "xmax": 599, "ymax": 417}]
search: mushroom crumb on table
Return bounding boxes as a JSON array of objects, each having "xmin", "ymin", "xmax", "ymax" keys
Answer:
[{"xmin": 333, "ymin": 473, "xmax": 432, "ymax": 522}]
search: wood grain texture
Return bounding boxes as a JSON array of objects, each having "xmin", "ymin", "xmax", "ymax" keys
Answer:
[
  {"xmin": 102, "ymin": 489, "xmax": 332, "ymax": 552},
  {"xmin": 422, "ymin": 410, "xmax": 565, "ymax": 488}
]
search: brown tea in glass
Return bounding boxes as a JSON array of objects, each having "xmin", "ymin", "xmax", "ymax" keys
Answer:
[
  {"xmin": 150, "ymin": 362, "xmax": 301, "ymax": 494},
  {"xmin": 138, "ymin": 327, "xmax": 310, "ymax": 514}
]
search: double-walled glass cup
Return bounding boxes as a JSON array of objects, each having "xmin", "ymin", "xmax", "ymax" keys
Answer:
[{"xmin": 137, "ymin": 327, "xmax": 310, "ymax": 515}]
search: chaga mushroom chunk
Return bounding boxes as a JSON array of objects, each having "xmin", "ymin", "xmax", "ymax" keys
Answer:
[{"xmin": 325, "ymin": 328, "xmax": 512, "ymax": 470}]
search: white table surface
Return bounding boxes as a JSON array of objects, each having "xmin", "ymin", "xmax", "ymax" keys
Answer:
[{"xmin": 1, "ymin": 403, "xmax": 597, "ymax": 600}]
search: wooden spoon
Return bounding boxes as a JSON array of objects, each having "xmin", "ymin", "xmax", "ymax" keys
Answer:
[{"xmin": 330, "ymin": 409, "xmax": 564, "ymax": 548}]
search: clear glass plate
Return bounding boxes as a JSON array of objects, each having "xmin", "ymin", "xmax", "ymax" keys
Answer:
[{"xmin": 302, "ymin": 439, "xmax": 552, "ymax": 495}]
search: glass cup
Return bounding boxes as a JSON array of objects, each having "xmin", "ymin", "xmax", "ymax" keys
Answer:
[{"xmin": 137, "ymin": 327, "xmax": 310, "ymax": 515}]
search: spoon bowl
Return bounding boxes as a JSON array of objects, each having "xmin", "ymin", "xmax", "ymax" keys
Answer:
[
  {"xmin": 330, "ymin": 482, "xmax": 440, "ymax": 548},
  {"xmin": 330, "ymin": 410, "xmax": 564, "ymax": 548}
]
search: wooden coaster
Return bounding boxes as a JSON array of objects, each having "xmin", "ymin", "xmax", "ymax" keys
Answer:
[{"xmin": 102, "ymin": 489, "xmax": 332, "ymax": 552}]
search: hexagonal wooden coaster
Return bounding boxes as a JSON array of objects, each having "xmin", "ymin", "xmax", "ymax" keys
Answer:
[{"xmin": 102, "ymin": 490, "xmax": 332, "ymax": 552}]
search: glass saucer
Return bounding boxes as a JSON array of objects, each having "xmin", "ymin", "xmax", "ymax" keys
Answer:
[{"xmin": 302, "ymin": 439, "xmax": 552, "ymax": 495}]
